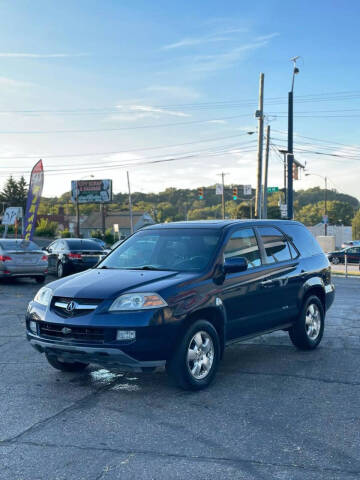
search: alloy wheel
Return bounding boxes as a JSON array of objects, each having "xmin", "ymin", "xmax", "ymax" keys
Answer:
[
  {"xmin": 305, "ymin": 303, "xmax": 321, "ymax": 340},
  {"xmin": 187, "ymin": 331, "xmax": 214, "ymax": 380}
]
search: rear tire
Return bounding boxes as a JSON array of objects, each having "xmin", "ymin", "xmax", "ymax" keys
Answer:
[
  {"xmin": 35, "ymin": 276, "xmax": 45, "ymax": 284},
  {"xmin": 331, "ymin": 257, "xmax": 340, "ymax": 265},
  {"xmin": 45, "ymin": 353, "xmax": 88, "ymax": 372},
  {"xmin": 57, "ymin": 262, "xmax": 65, "ymax": 278},
  {"xmin": 166, "ymin": 319, "xmax": 220, "ymax": 390},
  {"xmin": 289, "ymin": 295, "xmax": 324, "ymax": 350}
]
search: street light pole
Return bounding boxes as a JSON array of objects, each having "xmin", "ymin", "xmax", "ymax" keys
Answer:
[{"xmin": 287, "ymin": 57, "xmax": 300, "ymax": 220}]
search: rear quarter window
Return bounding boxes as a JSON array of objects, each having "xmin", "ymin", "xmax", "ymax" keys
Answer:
[{"xmin": 281, "ymin": 224, "xmax": 323, "ymax": 258}]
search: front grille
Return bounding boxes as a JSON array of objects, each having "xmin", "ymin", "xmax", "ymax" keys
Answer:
[
  {"xmin": 38, "ymin": 322, "xmax": 108, "ymax": 344},
  {"xmin": 52, "ymin": 296, "xmax": 102, "ymax": 318}
]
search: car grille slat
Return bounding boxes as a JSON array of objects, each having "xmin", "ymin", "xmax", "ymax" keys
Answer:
[{"xmin": 39, "ymin": 322, "xmax": 108, "ymax": 344}]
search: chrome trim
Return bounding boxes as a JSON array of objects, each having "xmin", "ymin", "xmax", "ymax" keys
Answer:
[{"xmin": 54, "ymin": 301, "xmax": 97, "ymax": 310}]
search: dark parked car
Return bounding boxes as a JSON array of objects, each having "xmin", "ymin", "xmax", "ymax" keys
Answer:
[
  {"xmin": 26, "ymin": 220, "xmax": 335, "ymax": 390},
  {"xmin": 328, "ymin": 246, "xmax": 360, "ymax": 265},
  {"xmin": 85, "ymin": 238, "xmax": 107, "ymax": 249},
  {"xmin": 44, "ymin": 238, "xmax": 104, "ymax": 278}
]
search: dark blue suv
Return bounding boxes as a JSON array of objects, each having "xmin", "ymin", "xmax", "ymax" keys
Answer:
[{"xmin": 26, "ymin": 220, "xmax": 335, "ymax": 390}]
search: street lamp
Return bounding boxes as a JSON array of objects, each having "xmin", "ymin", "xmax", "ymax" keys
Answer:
[
  {"xmin": 287, "ymin": 56, "xmax": 300, "ymax": 220},
  {"xmin": 305, "ymin": 173, "xmax": 328, "ymax": 235}
]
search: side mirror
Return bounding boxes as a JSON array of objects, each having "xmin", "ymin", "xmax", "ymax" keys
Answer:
[{"xmin": 224, "ymin": 257, "xmax": 248, "ymax": 274}]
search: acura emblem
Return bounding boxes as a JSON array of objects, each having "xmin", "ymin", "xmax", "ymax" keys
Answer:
[
  {"xmin": 66, "ymin": 301, "xmax": 77, "ymax": 312},
  {"xmin": 61, "ymin": 327, "xmax": 72, "ymax": 335}
]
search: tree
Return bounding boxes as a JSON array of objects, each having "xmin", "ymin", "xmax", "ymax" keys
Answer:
[
  {"xmin": 0, "ymin": 176, "xmax": 28, "ymax": 211},
  {"xmin": 352, "ymin": 210, "xmax": 360, "ymax": 239},
  {"xmin": 296, "ymin": 200, "xmax": 356, "ymax": 226}
]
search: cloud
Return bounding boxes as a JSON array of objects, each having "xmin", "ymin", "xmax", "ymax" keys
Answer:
[
  {"xmin": 207, "ymin": 119, "xmax": 227, "ymax": 125},
  {"xmin": 115, "ymin": 104, "xmax": 190, "ymax": 119},
  {"xmin": 0, "ymin": 53, "xmax": 89, "ymax": 58},
  {"xmin": 254, "ymin": 33, "xmax": 280, "ymax": 42},
  {"xmin": 190, "ymin": 40, "xmax": 269, "ymax": 73},
  {"xmin": 163, "ymin": 28, "xmax": 247, "ymax": 50},
  {"xmin": 0, "ymin": 76, "xmax": 33, "ymax": 88},
  {"xmin": 146, "ymin": 85, "xmax": 201, "ymax": 100}
]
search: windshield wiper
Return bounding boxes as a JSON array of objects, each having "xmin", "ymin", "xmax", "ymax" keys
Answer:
[{"xmin": 130, "ymin": 265, "xmax": 164, "ymax": 271}]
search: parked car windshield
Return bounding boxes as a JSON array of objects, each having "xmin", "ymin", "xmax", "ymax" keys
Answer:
[
  {"xmin": 98, "ymin": 228, "xmax": 221, "ymax": 271},
  {"xmin": 0, "ymin": 240, "xmax": 40, "ymax": 251}
]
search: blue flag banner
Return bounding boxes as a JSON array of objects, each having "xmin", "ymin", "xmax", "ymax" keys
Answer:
[{"xmin": 23, "ymin": 160, "xmax": 44, "ymax": 241}]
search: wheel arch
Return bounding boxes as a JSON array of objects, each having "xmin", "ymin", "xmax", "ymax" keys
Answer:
[
  {"xmin": 182, "ymin": 306, "xmax": 226, "ymax": 359},
  {"xmin": 300, "ymin": 281, "xmax": 326, "ymax": 312}
]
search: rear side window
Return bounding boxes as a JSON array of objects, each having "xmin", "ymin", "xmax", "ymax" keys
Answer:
[
  {"xmin": 224, "ymin": 228, "xmax": 262, "ymax": 269},
  {"xmin": 281, "ymin": 224, "xmax": 323, "ymax": 258},
  {"xmin": 257, "ymin": 226, "xmax": 292, "ymax": 264}
]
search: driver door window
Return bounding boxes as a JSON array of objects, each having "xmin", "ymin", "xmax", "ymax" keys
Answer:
[{"xmin": 224, "ymin": 228, "xmax": 262, "ymax": 269}]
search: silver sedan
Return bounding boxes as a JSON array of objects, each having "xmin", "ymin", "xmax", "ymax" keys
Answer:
[{"xmin": 0, "ymin": 239, "xmax": 48, "ymax": 283}]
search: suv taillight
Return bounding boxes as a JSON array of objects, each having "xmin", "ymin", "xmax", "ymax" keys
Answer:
[
  {"xmin": 0, "ymin": 255, "xmax": 12, "ymax": 262},
  {"xmin": 68, "ymin": 253, "xmax": 82, "ymax": 259}
]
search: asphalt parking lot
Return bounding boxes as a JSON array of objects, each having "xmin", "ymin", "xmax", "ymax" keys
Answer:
[{"xmin": 0, "ymin": 276, "xmax": 359, "ymax": 480}]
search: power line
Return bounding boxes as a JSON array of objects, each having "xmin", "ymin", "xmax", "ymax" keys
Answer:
[{"xmin": 0, "ymin": 132, "xmax": 255, "ymax": 160}]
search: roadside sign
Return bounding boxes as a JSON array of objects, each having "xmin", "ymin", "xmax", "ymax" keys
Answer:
[
  {"xmin": 215, "ymin": 184, "xmax": 223, "ymax": 195},
  {"xmin": 243, "ymin": 184, "xmax": 252, "ymax": 196},
  {"xmin": 322, "ymin": 215, "xmax": 328, "ymax": 224},
  {"xmin": 2, "ymin": 207, "xmax": 23, "ymax": 225},
  {"xmin": 71, "ymin": 179, "xmax": 113, "ymax": 204},
  {"xmin": 267, "ymin": 187, "xmax": 279, "ymax": 193},
  {"xmin": 113, "ymin": 224, "xmax": 119, "ymax": 233},
  {"xmin": 280, "ymin": 204, "xmax": 287, "ymax": 218}
]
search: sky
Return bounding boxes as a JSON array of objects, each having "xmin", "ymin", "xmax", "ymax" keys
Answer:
[{"xmin": 0, "ymin": 0, "xmax": 360, "ymax": 200}]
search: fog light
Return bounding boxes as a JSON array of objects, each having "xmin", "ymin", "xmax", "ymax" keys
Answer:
[
  {"xmin": 116, "ymin": 330, "xmax": 136, "ymax": 341},
  {"xmin": 29, "ymin": 321, "xmax": 37, "ymax": 334}
]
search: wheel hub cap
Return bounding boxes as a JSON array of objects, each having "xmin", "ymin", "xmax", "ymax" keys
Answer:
[
  {"xmin": 305, "ymin": 303, "xmax": 321, "ymax": 340},
  {"xmin": 187, "ymin": 331, "xmax": 214, "ymax": 380}
]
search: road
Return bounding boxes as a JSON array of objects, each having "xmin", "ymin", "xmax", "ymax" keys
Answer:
[{"xmin": 0, "ymin": 276, "xmax": 359, "ymax": 479}]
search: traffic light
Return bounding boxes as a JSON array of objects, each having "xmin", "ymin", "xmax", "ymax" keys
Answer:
[
  {"xmin": 198, "ymin": 187, "xmax": 204, "ymax": 200},
  {"xmin": 232, "ymin": 186, "xmax": 238, "ymax": 200},
  {"xmin": 292, "ymin": 163, "xmax": 299, "ymax": 180}
]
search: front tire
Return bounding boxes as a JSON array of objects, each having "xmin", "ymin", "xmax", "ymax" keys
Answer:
[
  {"xmin": 45, "ymin": 353, "xmax": 88, "ymax": 372},
  {"xmin": 166, "ymin": 320, "xmax": 220, "ymax": 390},
  {"xmin": 289, "ymin": 295, "xmax": 324, "ymax": 350},
  {"xmin": 331, "ymin": 257, "xmax": 340, "ymax": 265}
]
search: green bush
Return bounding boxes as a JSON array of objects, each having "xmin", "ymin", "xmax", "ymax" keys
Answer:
[
  {"xmin": 60, "ymin": 229, "xmax": 71, "ymax": 238},
  {"xmin": 104, "ymin": 228, "xmax": 115, "ymax": 245},
  {"xmin": 35, "ymin": 218, "xmax": 57, "ymax": 237},
  {"xmin": 90, "ymin": 230, "xmax": 103, "ymax": 239}
]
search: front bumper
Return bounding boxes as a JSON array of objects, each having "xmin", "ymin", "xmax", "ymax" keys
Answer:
[{"xmin": 28, "ymin": 337, "xmax": 165, "ymax": 370}]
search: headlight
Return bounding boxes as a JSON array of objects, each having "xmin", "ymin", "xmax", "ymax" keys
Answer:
[
  {"xmin": 34, "ymin": 287, "xmax": 52, "ymax": 306},
  {"xmin": 109, "ymin": 293, "xmax": 167, "ymax": 311}
]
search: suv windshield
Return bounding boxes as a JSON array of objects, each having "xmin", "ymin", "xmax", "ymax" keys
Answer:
[{"xmin": 99, "ymin": 228, "xmax": 221, "ymax": 271}]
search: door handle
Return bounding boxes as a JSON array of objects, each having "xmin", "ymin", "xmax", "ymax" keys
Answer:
[{"xmin": 260, "ymin": 279, "xmax": 274, "ymax": 287}]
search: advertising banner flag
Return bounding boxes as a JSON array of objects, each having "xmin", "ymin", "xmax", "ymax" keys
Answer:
[{"xmin": 23, "ymin": 160, "xmax": 44, "ymax": 241}]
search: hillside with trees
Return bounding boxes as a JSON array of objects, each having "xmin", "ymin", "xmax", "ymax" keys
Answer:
[{"xmin": 1, "ymin": 177, "xmax": 359, "ymax": 229}]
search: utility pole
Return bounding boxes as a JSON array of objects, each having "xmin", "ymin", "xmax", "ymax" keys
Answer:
[
  {"xmin": 100, "ymin": 203, "xmax": 106, "ymax": 235},
  {"xmin": 279, "ymin": 149, "xmax": 288, "ymax": 205},
  {"xmin": 255, "ymin": 73, "xmax": 264, "ymax": 219},
  {"xmin": 263, "ymin": 125, "xmax": 270, "ymax": 219},
  {"xmin": 127, "ymin": 171, "xmax": 134, "ymax": 234},
  {"xmin": 75, "ymin": 183, "xmax": 80, "ymax": 237},
  {"xmin": 287, "ymin": 56, "xmax": 300, "ymax": 220},
  {"xmin": 217, "ymin": 172, "xmax": 228, "ymax": 219},
  {"xmin": 325, "ymin": 176, "xmax": 328, "ymax": 236}
]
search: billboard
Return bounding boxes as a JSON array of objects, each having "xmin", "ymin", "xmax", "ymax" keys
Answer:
[
  {"xmin": 71, "ymin": 179, "xmax": 112, "ymax": 204},
  {"xmin": 23, "ymin": 160, "xmax": 44, "ymax": 241},
  {"xmin": 2, "ymin": 207, "xmax": 23, "ymax": 225}
]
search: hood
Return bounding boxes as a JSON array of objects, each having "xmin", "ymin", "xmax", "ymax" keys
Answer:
[{"xmin": 48, "ymin": 268, "xmax": 181, "ymax": 299}]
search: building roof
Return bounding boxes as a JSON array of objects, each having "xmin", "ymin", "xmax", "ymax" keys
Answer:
[{"xmin": 80, "ymin": 211, "xmax": 152, "ymax": 230}]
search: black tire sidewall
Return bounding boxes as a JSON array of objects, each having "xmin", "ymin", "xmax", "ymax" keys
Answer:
[
  {"xmin": 291, "ymin": 295, "xmax": 324, "ymax": 349},
  {"xmin": 57, "ymin": 262, "xmax": 64, "ymax": 278},
  {"xmin": 168, "ymin": 319, "xmax": 220, "ymax": 390}
]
